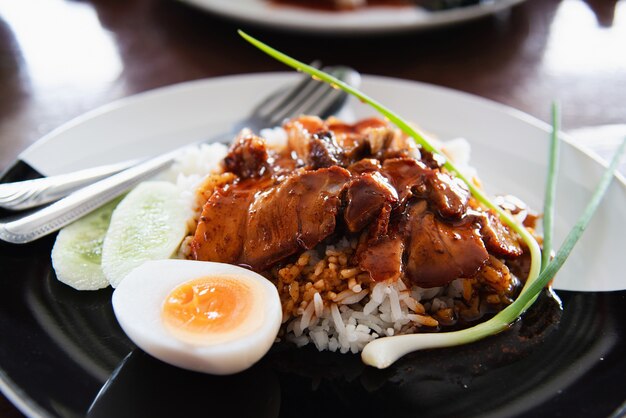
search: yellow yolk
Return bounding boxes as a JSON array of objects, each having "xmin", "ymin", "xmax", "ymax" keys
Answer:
[{"xmin": 162, "ymin": 276, "xmax": 261, "ymax": 345}]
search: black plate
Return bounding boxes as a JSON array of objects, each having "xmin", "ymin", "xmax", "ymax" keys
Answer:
[{"xmin": 1, "ymin": 161, "xmax": 626, "ymax": 418}]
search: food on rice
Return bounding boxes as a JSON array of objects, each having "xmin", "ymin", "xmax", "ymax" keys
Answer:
[{"xmin": 185, "ymin": 115, "xmax": 537, "ymax": 354}]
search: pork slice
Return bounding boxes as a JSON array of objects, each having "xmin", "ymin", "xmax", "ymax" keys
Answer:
[
  {"xmin": 382, "ymin": 157, "xmax": 469, "ymax": 219},
  {"xmin": 426, "ymin": 171, "xmax": 470, "ymax": 219},
  {"xmin": 381, "ymin": 158, "xmax": 427, "ymax": 205},
  {"xmin": 241, "ymin": 166, "xmax": 351, "ymax": 271},
  {"xmin": 283, "ymin": 117, "xmax": 345, "ymax": 169},
  {"xmin": 347, "ymin": 158, "xmax": 381, "ymax": 175},
  {"xmin": 404, "ymin": 201, "xmax": 489, "ymax": 288},
  {"xmin": 307, "ymin": 130, "xmax": 345, "ymax": 169},
  {"xmin": 358, "ymin": 233, "xmax": 405, "ymax": 283},
  {"xmin": 343, "ymin": 172, "xmax": 398, "ymax": 233},
  {"xmin": 476, "ymin": 210, "xmax": 523, "ymax": 257},
  {"xmin": 190, "ymin": 179, "xmax": 267, "ymax": 263},
  {"xmin": 284, "ymin": 116, "xmax": 323, "ymax": 164},
  {"xmin": 326, "ymin": 118, "xmax": 394, "ymax": 163},
  {"xmin": 223, "ymin": 130, "xmax": 269, "ymax": 179}
]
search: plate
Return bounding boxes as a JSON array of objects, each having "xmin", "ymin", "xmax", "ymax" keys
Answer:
[
  {"xmin": 1, "ymin": 73, "xmax": 625, "ymax": 417},
  {"xmin": 177, "ymin": 0, "xmax": 525, "ymax": 34}
]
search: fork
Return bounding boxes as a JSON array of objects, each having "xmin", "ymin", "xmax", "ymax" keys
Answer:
[
  {"xmin": 0, "ymin": 66, "xmax": 360, "ymax": 244},
  {"xmin": 0, "ymin": 65, "xmax": 359, "ymax": 211}
]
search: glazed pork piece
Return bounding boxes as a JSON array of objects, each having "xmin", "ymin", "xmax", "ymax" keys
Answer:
[
  {"xmin": 191, "ymin": 128, "xmax": 353, "ymax": 271},
  {"xmin": 242, "ymin": 166, "xmax": 350, "ymax": 270},
  {"xmin": 190, "ymin": 116, "xmax": 526, "ymax": 292}
]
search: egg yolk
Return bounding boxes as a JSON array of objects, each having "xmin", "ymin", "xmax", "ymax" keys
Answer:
[{"xmin": 162, "ymin": 276, "xmax": 254, "ymax": 344}]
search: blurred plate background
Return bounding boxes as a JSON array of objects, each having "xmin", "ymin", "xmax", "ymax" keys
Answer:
[{"xmin": 176, "ymin": 0, "xmax": 525, "ymax": 34}]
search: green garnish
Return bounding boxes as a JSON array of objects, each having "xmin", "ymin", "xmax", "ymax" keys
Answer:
[
  {"xmin": 542, "ymin": 102, "xmax": 561, "ymax": 271},
  {"xmin": 361, "ymin": 138, "xmax": 625, "ymax": 369},
  {"xmin": 238, "ymin": 30, "xmax": 626, "ymax": 368},
  {"xmin": 511, "ymin": 136, "xmax": 625, "ymax": 310}
]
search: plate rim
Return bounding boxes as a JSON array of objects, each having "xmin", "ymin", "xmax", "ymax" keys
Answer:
[
  {"xmin": 0, "ymin": 369, "xmax": 47, "ymax": 418},
  {"xmin": 18, "ymin": 72, "xmax": 626, "ymax": 188}
]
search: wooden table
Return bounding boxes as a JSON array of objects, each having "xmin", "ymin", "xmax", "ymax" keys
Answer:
[{"xmin": 0, "ymin": 0, "xmax": 624, "ymax": 416}]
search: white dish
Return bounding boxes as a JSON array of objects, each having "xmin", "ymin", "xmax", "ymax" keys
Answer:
[
  {"xmin": 177, "ymin": 0, "xmax": 525, "ymax": 34},
  {"xmin": 19, "ymin": 73, "xmax": 626, "ymax": 292}
]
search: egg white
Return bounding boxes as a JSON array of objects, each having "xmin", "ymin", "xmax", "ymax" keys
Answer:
[{"xmin": 112, "ymin": 259, "xmax": 282, "ymax": 375}]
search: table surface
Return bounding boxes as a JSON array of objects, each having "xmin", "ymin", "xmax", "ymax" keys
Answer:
[{"xmin": 0, "ymin": 0, "xmax": 624, "ymax": 416}]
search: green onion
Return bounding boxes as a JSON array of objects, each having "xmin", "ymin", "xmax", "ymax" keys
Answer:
[
  {"xmin": 360, "ymin": 138, "xmax": 624, "ymax": 369},
  {"xmin": 238, "ymin": 30, "xmax": 625, "ymax": 368},
  {"xmin": 542, "ymin": 102, "xmax": 561, "ymax": 271},
  {"xmin": 238, "ymin": 30, "xmax": 542, "ymax": 296},
  {"xmin": 509, "ymin": 136, "xmax": 625, "ymax": 312}
]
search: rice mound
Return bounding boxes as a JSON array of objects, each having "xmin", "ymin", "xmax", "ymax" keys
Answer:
[
  {"xmin": 176, "ymin": 129, "xmax": 519, "ymax": 354},
  {"xmin": 269, "ymin": 237, "xmax": 515, "ymax": 354}
]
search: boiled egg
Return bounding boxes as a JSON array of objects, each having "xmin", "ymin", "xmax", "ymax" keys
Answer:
[{"xmin": 112, "ymin": 259, "xmax": 282, "ymax": 375}]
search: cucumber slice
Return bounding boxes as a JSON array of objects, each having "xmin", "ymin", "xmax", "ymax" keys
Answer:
[
  {"xmin": 102, "ymin": 181, "xmax": 191, "ymax": 288},
  {"xmin": 51, "ymin": 197, "xmax": 122, "ymax": 291}
]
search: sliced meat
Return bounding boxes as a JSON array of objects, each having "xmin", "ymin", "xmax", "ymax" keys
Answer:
[
  {"xmin": 362, "ymin": 125, "xmax": 395, "ymax": 155},
  {"xmin": 419, "ymin": 149, "xmax": 446, "ymax": 169},
  {"xmin": 381, "ymin": 158, "xmax": 426, "ymax": 205},
  {"xmin": 327, "ymin": 118, "xmax": 394, "ymax": 162},
  {"xmin": 476, "ymin": 210, "xmax": 523, "ymax": 257},
  {"xmin": 347, "ymin": 158, "xmax": 381, "ymax": 175},
  {"xmin": 240, "ymin": 166, "xmax": 351, "ymax": 270},
  {"xmin": 326, "ymin": 117, "xmax": 390, "ymax": 147},
  {"xmin": 195, "ymin": 172, "xmax": 237, "ymax": 207},
  {"xmin": 353, "ymin": 118, "xmax": 392, "ymax": 133},
  {"xmin": 284, "ymin": 117, "xmax": 344, "ymax": 169},
  {"xmin": 288, "ymin": 115, "xmax": 325, "ymax": 133},
  {"xmin": 284, "ymin": 116, "xmax": 324, "ymax": 164},
  {"xmin": 424, "ymin": 171, "xmax": 470, "ymax": 219},
  {"xmin": 308, "ymin": 130, "xmax": 345, "ymax": 169},
  {"xmin": 343, "ymin": 172, "xmax": 398, "ymax": 233},
  {"xmin": 404, "ymin": 201, "xmax": 489, "ymax": 288},
  {"xmin": 358, "ymin": 234, "xmax": 404, "ymax": 282},
  {"xmin": 190, "ymin": 178, "xmax": 271, "ymax": 263},
  {"xmin": 285, "ymin": 117, "xmax": 396, "ymax": 166},
  {"xmin": 194, "ymin": 116, "xmax": 529, "ymax": 292},
  {"xmin": 223, "ymin": 131, "xmax": 269, "ymax": 179},
  {"xmin": 368, "ymin": 201, "xmax": 393, "ymax": 238},
  {"xmin": 386, "ymin": 131, "xmax": 421, "ymax": 161},
  {"xmin": 382, "ymin": 157, "xmax": 469, "ymax": 219}
]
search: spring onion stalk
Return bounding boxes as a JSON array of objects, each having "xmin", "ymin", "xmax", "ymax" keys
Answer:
[
  {"xmin": 238, "ymin": 31, "xmax": 624, "ymax": 367},
  {"xmin": 542, "ymin": 103, "xmax": 561, "ymax": 271},
  {"xmin": 510, "ymin": 136, "xmax": 625, "ymax": 312},
  {"xmin": 239, "ymin": 30, "xmax": 541, "ymax": 290},
  {"xmin": 361, "ymin": 136, "xmax": 625, "ymax": 368}
]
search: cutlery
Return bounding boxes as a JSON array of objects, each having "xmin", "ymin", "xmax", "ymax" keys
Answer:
[
  {"xmin": 0, "ymin": 65, "xmax": 359, "ymax": 211},
  {"xmin": 0, "ymin": 66, "xmax": 360, "ymax": 243}
]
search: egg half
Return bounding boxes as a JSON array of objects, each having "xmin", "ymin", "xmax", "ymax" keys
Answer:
[{"xmin": 112, "ymin": 259, "xmax": 282, "ymax": 375}]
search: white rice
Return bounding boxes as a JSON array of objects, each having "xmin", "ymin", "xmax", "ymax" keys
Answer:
[
  {"xmin": 284, "ymin": 280, "xmax": 444, "ymax": 354},
  {"xmin": 260, "ymin": 127, "xmax": 289, "ymax": 150},
  {"xmin": 151, "ymin": 142, "xmax": 230, "ymax": 214},
  {"xmin": 159, "ymin": 143, "xmax": 229, "ymax": 185}
]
